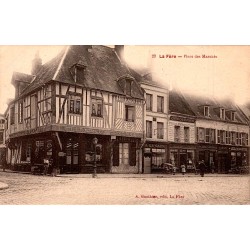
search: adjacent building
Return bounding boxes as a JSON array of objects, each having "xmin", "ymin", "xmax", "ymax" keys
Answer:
[
  {"xmin": 0, "ymin": 114, "xmax": 6, "ymax": 167},
  {"xmin": 5, "ymin": 45, "xmax": 145, "ymax": 174}
]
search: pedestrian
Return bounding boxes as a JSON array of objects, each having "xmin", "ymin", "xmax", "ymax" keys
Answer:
[
  {"xmin": 172, "ymin": 165, "xmax": 176, "ymax": 175},
  {"xmin": 211, "ymin": 161, "xmax": 215, "ymax": 174},
  {"xmin": 199, "ymin": 160, "xmax": 206, "ymax": 177},
  {"xmin": 43, "ymin": 158, "xmax": 49, "ymax": 176},
  {"xmin": 181, "ymin": 164, "xmax": 186, "ymax": 175}
]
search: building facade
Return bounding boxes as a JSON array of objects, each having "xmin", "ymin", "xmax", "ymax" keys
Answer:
[
  {"xmin": 140, "ymin": 73, "xmax": 169, "ymax": 173},
  {"xmin": 183, "ymin": 93, "xmax": 249, "ymax": 173},
  {"xmin": 167, "ymin": 90, "xmax": 196, "ymax": 172},
  {"xmin": 0, "ymin": 114, "xmax": 6, "ymax": 167},
  {"xmin": 5, "ymin": 45, "xmax": 145, "ymax": 174}
]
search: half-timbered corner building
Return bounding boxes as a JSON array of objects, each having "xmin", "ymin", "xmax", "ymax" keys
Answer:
[{"xmin": 5, "ymin": 45, "xmax": 145, "ymax": 174}]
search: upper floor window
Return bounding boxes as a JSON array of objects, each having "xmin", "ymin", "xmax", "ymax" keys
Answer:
[
  {"xmin": 174, "ymin": 125, "xmax": 180, "ymax": 142},
  {"xmin": 230, "ymin": 132, "xmax": 236, "ymax": 145},
  {"xmin": 91, "ymin": 98, "xmax": 103, "ymax": 117},
  {"xmin": 157, "ymin": 122, "xmax": 164, "ymax": 139},
  {"xmin": 204, "ymin": 106, "xmax": 210, "ymax": 117},
  {"xmin": 220, "ymin": 108, "xmax": 225, "ymax": 120},
  {"xmin": 231, "ymin": 111, "xmax": 235, "ymax": 121},
  {"xmin": 242, "ymin": 133, "xmax": 248, "ymax": 146},
  {"xmin": 197, "ymin": 127, "xmax": 205, "ymax": 142},
  {"xmin": 157, "ymin": 96, "xmax": 164, "ymax": 113},
  {"xmin": 69, "ymin": 95, "xmax": 82, "ymax": 114},
  {"xmin": 146, "ymin": 120, "xmax": 152, "ymax": 138},
  {"xmin": 146, "ymin": 94, "xmax": 153, "ymax": 111},
  {"xmin": 18, "ymin": 101, "xmax": 23, "ymax": 123},
  {"xmin": 0, "ymin": 131, "xmax": 3, "ymax": 144},
  {"xmin": 226, "ymin": 131, "xmax": 231, "ymax": 144},
  {"xmin": 184, "ymin": 127, "xmax": 190, "ymax": 143},
  {"xmin": 10, "ymin": 106, "xmax": 15, "ymax": 125},
  {"xmin": 125, "ymin": 105, "xmax": 135, "ymax": 122},
  {"xmin": 125, "ymin": 79, "xmax": 132, "ymax": 96}
]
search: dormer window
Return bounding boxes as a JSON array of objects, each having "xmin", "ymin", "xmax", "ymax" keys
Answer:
[
  {"xmin": 231, "ymin": 111, "xmax": 235, "ymax": 121},
  {"xmin": 70, "ymin": 62, "xmax": 86, "ymax": 83},
  {"xmin": 117, "ymin": 75, "xmax": 135, "ymax": 96},
  {"xmin": 204, "ymin": 106, "xmax": 210, "ymax": 117},
  {"xmin": 220, "ymin": 108, "xmax": 225, "ymax": 120}
]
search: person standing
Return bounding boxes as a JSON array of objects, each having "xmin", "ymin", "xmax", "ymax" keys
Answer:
[
  {"xmin": 199, "ymin": 160, "xmax": 206, "ymax": 177},
  {"xmin": 181, "ymin": 164, "xmax": 186, "ymax": 175}
]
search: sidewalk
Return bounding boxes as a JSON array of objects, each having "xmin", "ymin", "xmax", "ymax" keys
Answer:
[{"xmin": 0, "ymin": 168, "xmax": 245, "ymax": 178}]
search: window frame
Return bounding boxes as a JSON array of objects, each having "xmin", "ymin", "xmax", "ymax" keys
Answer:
[
  {"xmin": 157, "ymin": 96, "xmax": 164, "ymax": 113},
  {"xmin": 146, "ymin": 120, "xmax": 152, "ymax": 138},
  {"xmin": 184, "ymin": 126, "xmax": 190, "ymax": 143},
  {"xmin": 174, "ymin": 125, "xmax": 180, "ymax": 142},
  {"xmin": 146, "ymin": 93, "xmax": 153, "ymax": 111},
  {"xmin": 125, "ymin": 105, "xmax": 135, "ymax": 122},
  {"xmin": 157, "ymin": 122, "xmax": 164, "ymax": 139},
  {"xmin": 91, "ymin": 98, "xmax": 103, "ymax": 117}
]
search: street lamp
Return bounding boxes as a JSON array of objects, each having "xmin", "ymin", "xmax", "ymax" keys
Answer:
[{"xmin": 92, "ymin": 137, "xmax": 98, "ymax": 178}]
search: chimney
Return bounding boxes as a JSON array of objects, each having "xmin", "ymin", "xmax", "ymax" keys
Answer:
[
  {"xmin": 115, "ymin": 45, "xmax": 124, "ymax": 62},
  {"xmin": 31, "ymin": 51, "xmax": 42, "ymax": 75}
]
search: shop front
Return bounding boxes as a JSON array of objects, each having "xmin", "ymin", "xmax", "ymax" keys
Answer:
[
  {"xmin": 229, "ymin": 146, "xmax": 248, "ymax": 173},
  {"xmin": 143, "ymin": 142, "xmax": 168, "ymax": 173},
  {"xmin": 197, "ymin": 144, "xmax": 217, "ymax": 173},
  {"xmin": 169, "ymin": 144, "xmax": 196, "ymax": 173}
]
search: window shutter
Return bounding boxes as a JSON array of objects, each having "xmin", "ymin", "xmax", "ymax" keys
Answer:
[
  {"xmin": 113, "ymin": 142, "xmax": 119, "ymax": 166},
  {"xmin": 129, "ymin": 143, "xmax": 136, "ymax": 166}
]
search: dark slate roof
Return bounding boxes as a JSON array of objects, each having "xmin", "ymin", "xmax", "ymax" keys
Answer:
[
  {"xmin": 182, "ymin": 92, "xmax": 248, "ymax": 124},
  {"xmin": 169, "ymin": 90, "xmax": 195, "ymax": 116},
  {"xmin": 11, "ymin": 72, "xmax": 34, "ymax": 85},
  {"xmin": 21, "ymin": 48, "xmax": 67, "ymax": 96},
  {"xmin": 55, "ymin": 45, "xmax": 144, "ymax": 99},
  {"xmin": 20, "ymin": 45, "xmax": 144, "ymax": 99}
]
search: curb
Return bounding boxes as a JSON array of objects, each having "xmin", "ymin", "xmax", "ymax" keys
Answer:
[{"xmin": 0, "ymin": 182, "xmax": 9, "ymax": 190}]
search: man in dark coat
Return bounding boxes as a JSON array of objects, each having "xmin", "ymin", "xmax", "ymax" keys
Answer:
[{"xmin": 199, "ymin": 160, "xmax": 206, "ymax": 177}]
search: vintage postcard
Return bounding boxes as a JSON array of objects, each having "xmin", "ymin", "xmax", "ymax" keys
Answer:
[{"xmin": 0, "ymin": 45, "xmax": 249, "ymax": 205}]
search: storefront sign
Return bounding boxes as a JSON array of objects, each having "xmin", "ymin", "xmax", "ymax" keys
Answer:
[
  {"xmin": 144, "ymin": 143, "xmax": 166, "ymax": 149},
  {"xmin": 170, "ymin": 116, "xmax": 195, "ymax": 123},
  {"xmin": 230, "ymin": 147, "xmax": 247, "ymax": 152}
]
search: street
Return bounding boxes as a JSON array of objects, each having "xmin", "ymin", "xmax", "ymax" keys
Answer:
[{"xmin": 0, "ymin": 171, "xmax": 249, "ymax": 205}]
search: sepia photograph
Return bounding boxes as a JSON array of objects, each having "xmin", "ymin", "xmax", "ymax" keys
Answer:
[{"xmin": 0, "ymin": 45, "xmax": 249, "ymax": 205}]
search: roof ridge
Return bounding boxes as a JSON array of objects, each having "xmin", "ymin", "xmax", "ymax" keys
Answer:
[{"xmin": 52, "ymin": 46, "xmax": 70, "ymax": 80}]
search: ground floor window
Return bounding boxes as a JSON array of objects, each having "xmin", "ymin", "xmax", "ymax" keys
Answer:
[
  {"xmin": 119, "ymin": 143, "xmax": 129, "ymax": 165},
  {"xmin": 152, "ymin": 148, "xmax": 165, "ymax": 169},
  {"xmin": 113, "ymin": 141, "xmax": 136, "ymax": 166}
]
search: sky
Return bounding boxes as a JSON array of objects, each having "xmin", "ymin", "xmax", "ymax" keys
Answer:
[{"xmin": 0, "ymin": 45, "xmax": 249, "ymax": 114}]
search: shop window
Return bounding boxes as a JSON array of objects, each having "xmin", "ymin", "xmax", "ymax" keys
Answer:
[
  {"xmin": 35, "ymin": 140, "xmax": 45, "ymax": 164},
  {"xmin": 66, "ymin": 139, "xmax": 79, "ymax": 165},
  {"xmin": 146, "ymin": 121, "xmax": 152, "ymax": 138},
  {"xmin": 170, "ymin": 150, "xmax": 178, "ymax": 167},
  {"xmin": 125, "ymin": 105, "xmax": 135, "ymax": 122},
  {"xmin": 184, "ymin": 127, "xmax": 190, "ymax": 143},
  {"xmin": 119, "ymin": 143, "xmax": 129, "ymax": 165},
  {"xmin": 174, "ymin": 126, "xmax": 180, "ymax": 142},
  {"xmin": 157, "ymin": 96, "xmax": 164, "ymax": 113},
  {"xmin": 157, "ymin": 122, "xmax": 164, "ymax": 139},
  {"xmin": 146, "ymin": 93, "xmax": 153, "ymax": 111},
  {"xmin": 91, "ymin": 98, "xmax": 103, "ymax": 117},
  {"xmin": 152, "ymin": 148, "xmax": 165, "ymax": 169},
  {"xmin": 18, "ymin": 101, "xmax": 23, "ymax": 123},
  {"xmin": 69, "ymin": 95, "xmax": 82, "ymax": 114},
  {"xmin": 26, "ymin": 143, "xmax": 32, "ymax": 162}
]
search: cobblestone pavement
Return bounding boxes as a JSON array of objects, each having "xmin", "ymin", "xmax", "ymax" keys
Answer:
[{"xmin": 0, "ymin": 171, "xmax": 249, "ymax": 205}]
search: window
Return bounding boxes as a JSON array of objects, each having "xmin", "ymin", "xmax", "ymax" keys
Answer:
[
  {"xmin": 119, "ymin": 143, "xmax": 129, "ymax": 165},
  {"xmin": 236, "ymin": 132, "xmax": 241, "ymax": 145},
  {"xmin": 220, "ymin": 108, "xmax": 225, "ymax": 120},
  {"xmin": 226, "ymin": 131, "xmax": 231, "ymax": 144},
  {"xmin": 125, "ymin": 79, "xmax": 132, "ymax": 96},
  {"xmin": 184, "ymin": 127, "xmax": 190, "ymax": 143},
  {"xmin": 66, "ymin": 139, "xmax": 79, "ymax": 165},
  {"xmin": 0, "ymin": 132, "xmax": 3, "ymax": 144},
  {"xmin": 69, "ymin": 95, "xmax": 82, "ymax": 114},
  {"xmin": 146, "ymin": 94, "xmax": 153, "ymax": 111},
  {"xmin": 204, "ymin": 106, "xmax": 209, "ymax": 117},
  {"xmin": 197, "ymin": 127, "xmax": 205, "ymax": 142},
  {"xmin": 125, "ymin": 105, "xmax": 134, "ymax": 122},
  {"xmin": 26, "ymin": 143, "xmax": 32, "ymax": 162},
  {"xmin": 10, "ymin": 106, "xmax": 15, "ymax": 125},
  {"xmin": 91, "ymin": 98, "xmax": 103, "ymax": 117},
  {"xmin": 157, "ymin": 122, "xmax": 164, "ymax": 139},
  {"xmin": 18, "ymin": 101, "xmax": 23, "ymax": 123},
  {"xmin": 242, "ymin": 133, "xmax": 248, "ymax": 146},
  {"xmin": 174, "ymin": 126, "xmax": 180, "ymax": 142},
  {"xmin": 231, "ymin": 132, "xmax": 236, "ymax": 145},
  {"xmin": 231, "ymin": 111, "xmax": 235, "ymax": 121},
  {"xmin": 210, "ymin": 129, "xmax": 215, "ymax": 143},
  {"xmin": 146, "ymin": 120, "xmax": 152, "ymax": 138},
  {"xmin": 205, "ymin": 128, "xmax": 210, "ymax": 143},
  {"xmin": 218, "ymin": 130, "xmax": 225, "ymax": 144},
  {"xmin": 157, "ymin": 96, "xmax": 164, "ymax": 112}
]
